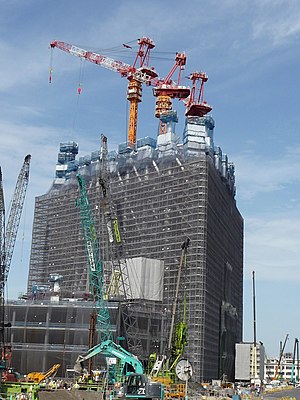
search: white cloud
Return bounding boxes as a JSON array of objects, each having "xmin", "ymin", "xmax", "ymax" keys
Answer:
[
  {"xmin": 244, "ymin": 214, "xmax": 300, "ymax": 282},
  {"xmin": 252, "ymin": 1, "xmax": 300, "ymax": 45},
  {"xmin": 234, "ymin": 146, "xmax": 300, "ymax": 200}
]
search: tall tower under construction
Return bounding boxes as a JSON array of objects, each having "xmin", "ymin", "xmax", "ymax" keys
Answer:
[{"xmin": 26, "ymin": 111, "xmax": 243, "ymax": 382}]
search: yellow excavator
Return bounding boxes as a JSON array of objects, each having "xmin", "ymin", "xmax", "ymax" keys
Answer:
[{"xmin": 26, "ymin": 363, "xmax": 60, "ymax": 383}]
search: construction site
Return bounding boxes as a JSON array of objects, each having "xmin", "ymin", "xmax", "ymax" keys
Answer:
[{"xmin": 0, "ymin": 37, "xmax": 244, "ymax": 399}]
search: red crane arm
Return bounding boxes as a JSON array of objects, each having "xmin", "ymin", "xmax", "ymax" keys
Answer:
[
  {"xmin": 50, "ymin": 40, "xmax": 132, "ymax": 75},
  {"xmin": 163, "ymin": 52, "xmax": 187, "ymax": 84},
  {"xmin": 50, "ymin": 40, "xmax": 156, "ymax": 84},
  {"xmin": 185, "ymin": 71, "xmax": 212, "ymax": 117}
]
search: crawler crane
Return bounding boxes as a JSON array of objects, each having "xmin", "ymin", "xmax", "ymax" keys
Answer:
[
  {"xmin": 0, "ymin": 167, "xmax": 5, "ymax": 361},
  {"xmin": 50, "ymin": 38, "xmax": 157, "ymax": 148},
  {"xmin": 0, "ymin": 156, "xmax": 32, "ymax": 398},
  {"xmin": 99, "ymin": 134, "xmax": 142, "ymax": 356},
  {"xmin": 76, "ymin": 172, "xmax": 135, "ymax": 379},
  {"xmin": 149, "ymin": 239, "xmax": 190, "ymax": 399},
  {"xmin": 75, "ymin": 174, "xmax": 162, "ymax": 397},
  {"xmin": 290, "ymin": 338, "xmax": 299, "ymax": 385},
  {"xmin": 76, "ymin": 173, "xmax": 112, "ymax": 343},
  {"xmin": 0, "ymin": 155, "xmax": 31, "ymax": 368},
  {"xmin": 273, "ymin": 333, "xmax": 289, "ymax": 381}
]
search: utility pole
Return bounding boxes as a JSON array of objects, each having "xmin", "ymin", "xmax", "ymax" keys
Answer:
[{"xmin": 252, "ymin": 271, "xmax": 257, "ymax": 383}]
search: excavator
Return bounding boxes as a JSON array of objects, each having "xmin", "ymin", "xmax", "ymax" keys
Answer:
[
  {"xmin": 73, "ymin": 337, "xmax": 163, "ymax": 399},
  {"xmin": 26, "ymin": 363, "xmax": 61, "ymax": 384},
  {"xmin": 74, "ymin": 339, "xmax": 144, "ymax": 379}
]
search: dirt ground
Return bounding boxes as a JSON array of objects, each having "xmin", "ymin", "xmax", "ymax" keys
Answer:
[{"xmin": 38, "ymin": 389, "xmax": 105, "ymax": 400}]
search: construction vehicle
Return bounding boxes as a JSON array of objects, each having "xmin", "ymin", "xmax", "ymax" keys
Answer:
[
  {"xmin": 0, "ymin": 167, "xmax": 5, "ymax": 366},
  {"xmin": 76, "ymin": 172, "xmax": 112, "ymax": 343},
  {"xmin": 76, "ymin": 171, "xmax": 141, "ymax": 382},
  {"xmin": 150, "ymin": 239, "xmax": 189, "ymax": 379},
  {"xmin": 4, "ymin": 154, "xmax": 31, "ymax": 281},
  {"xmin": 273, "ymin": 333, "xmax": 289, "ymax": 381},
  {"xmin": 75, "ymin": 171, "xmax": 163, "ymax": 397},
  {"xmin": 99, "ymin": 134, "xmax": 143, "ymax": 356},
  {"xmin": 76, "ymin": 171, "xmax": 114, "ymax": 379},
  {"xmin": 0, "ymin": 157, "xmax": 36, "ymax": 400},
  {"xmin": 74, "ymin": 339, "xmax": 143, "ymax": 378},
  {"xmin": 50, "ymin": 38, "xmax": 157, "ymax": 149},
  {"xmin": 26, "ymin": 363, "xmax": 60, "ymax": 383},
  {"xmin": 121, "ymin": 373, "xmax": 164, "ymax": 400},
  {"xmin": 0, "ymin": 156, "xmax": 31, "ymax": 374},
  {"xmin": 149, "ymin": 239, "xmax": 190, "ymax": 399},
  {"xmin": 74, "ymin": 339, "xmax": 163, "ymax": 399}
]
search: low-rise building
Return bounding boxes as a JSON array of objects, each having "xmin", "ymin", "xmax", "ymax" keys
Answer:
[
  {"xmin": 265, "ymin": 353, "xmax": 300, "ymax": 383},
  {"xmin": 235, "ymin": 342, "xmax": 265, "ymax": 383}
]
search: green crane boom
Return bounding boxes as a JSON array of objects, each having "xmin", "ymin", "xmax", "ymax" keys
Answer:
[
  {"xmin": 98, "ymin": 134, "xmax": 143, "ymax": 356},
  {"xmin": 76, "ymin": 173, "xmax": 112, "ymax": 342}
]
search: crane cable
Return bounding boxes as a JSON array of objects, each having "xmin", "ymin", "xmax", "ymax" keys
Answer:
[
  {"xmin": 49, "ymin": 46, "xmax": 54, "ymax": 84},
  {"xmin": 72, "ymin": 59, "xmax": 86, "ymax": 132}
]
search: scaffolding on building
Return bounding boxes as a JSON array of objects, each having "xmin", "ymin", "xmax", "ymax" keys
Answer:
[{"xmin": 26, "ymin": 115, "xmax": 243, "ymax": 382}]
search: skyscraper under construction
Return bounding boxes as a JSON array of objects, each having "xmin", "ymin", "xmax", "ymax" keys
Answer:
[{"xmin": 26, "ymin": 112, "xmax": 243, "ymax": 382}]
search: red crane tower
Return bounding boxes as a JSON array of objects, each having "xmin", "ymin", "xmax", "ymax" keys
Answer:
[
  {"xmin": 185, "ymin": 71, "xmax": 212, "ymax": 117},
  {"xmin": 152, "ymin": 52, "xmax": 190, "ymax": 135},
  {"xmin": 153, "ymin": 52, "xmax": 190, "ymax": 117},
  {"xmin": 50, "ymin": 38, "xmax": 158, "ymax": 149}
]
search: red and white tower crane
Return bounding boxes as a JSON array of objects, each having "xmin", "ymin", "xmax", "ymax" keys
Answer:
[
  {"xmin": 152, "ymin": 52, "xmax": 190, "ymax": 119},
  {"xmin": 185, "ymin": 71, "xmax": 212, "ymax": 117},
  {"xmin": 50, "ymin": 38, "xmax": 158, "ymax": 149}
]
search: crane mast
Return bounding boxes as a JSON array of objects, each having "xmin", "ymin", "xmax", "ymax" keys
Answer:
[
  {"xmin": 5, "ymin": 154, "xmax": 31, "ymax": 281},
  {"xmin": 50, "ymin": 38, "xmax": 157, "ymax": 148}
]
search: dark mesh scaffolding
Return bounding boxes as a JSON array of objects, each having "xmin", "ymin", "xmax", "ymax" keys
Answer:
[{"xmin": 25, "ymin": 151, "xmax": 243, "ymax": 382}]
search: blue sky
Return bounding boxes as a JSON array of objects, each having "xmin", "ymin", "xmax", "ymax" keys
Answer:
[{"xmin": 1, "ymin": 0, "xmax": 300, "ymax": 358}]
